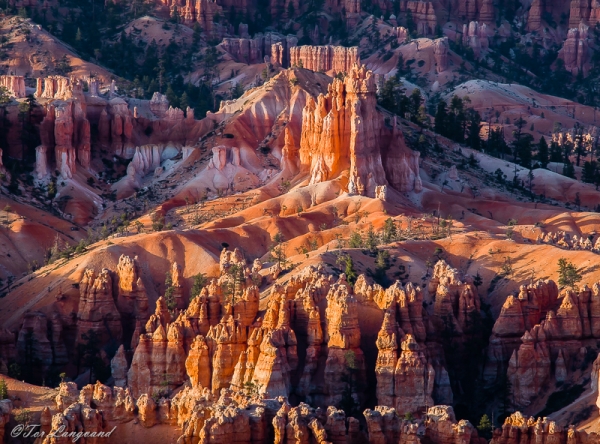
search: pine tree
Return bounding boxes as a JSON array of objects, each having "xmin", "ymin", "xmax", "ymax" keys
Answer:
[
  {"xmin": 563, "ymin": 161, "xmax": 575, "ymax": 178},
  {"xmin": 190, "ymin": 273, "xmax": 207, "ymax": 301},
  {"xmin": 449, "ymin": 95, "xmax": 466, "ymax": 142},
  {"xmin": 434, "ymin": 100, "xmax": 448, "ymax": 137},
  {"xmin": 337, "ymin": 254, "xmax": 357, "ymax": 285},
  {"xmin": 550, "ymin": 141, "xmax": 562, "ymax": 162},
  {"xmin": 0, "ymin": 379, "xmax": 7, "ymax": 400},
  {"xmin": 557, "ymin": 258, "xmax": 582, "ymax": 288},
  {"xmin": 270, "ymin": 232, "xmax": 288, "ymax": 269},
  {"xmin": 477, "ymin": 414, "xmax": 493, "ymax": 439},
  {"xmin": 466, "ymin": 108, "xmax": 482, "ymax": 150},
  {"xmin": 537, "ymin": 136, "xmax": 549, "ymax": 168}
]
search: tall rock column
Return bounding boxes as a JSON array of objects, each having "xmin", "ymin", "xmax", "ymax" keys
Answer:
[
  {"xmin": 323, "ymin": 277, "xmax": 366, "ymax": 406},
  {"xmin": 76, "ymin": 268, "xmax": 122, "ymax": 345},
  {"xmin": 54, "ymin": 101, "xmax": 76, "ymax": 179}
]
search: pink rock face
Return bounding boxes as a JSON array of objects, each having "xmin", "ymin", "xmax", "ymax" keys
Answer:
[
  {"xmin": 507, "ymin": 331, "xmax": 551, "ymax": 408},
  {"xmin": 559, "ymin": 24, "xmax": 591, "ymax": 77},
  {"xmin": 37, "ymin": 75, "xmax": 77, "ymax": 100},
  {"xmin": 458, "ymin": 0, "xmax": 477, "ymax": 21},
  {"xmin": 569, "ymin": 0, "xmax": 592, "ymax": 28},
  {"xmin": 128, "ymin": 321, "xmax": 187, "ymax": 399},
  {"xmin": 111, "ymin": 345, "xmax": 128, "ymax": 387},
  {"xmin": 290, "ymin": 45, "xmax": 360, "ymax": 73},
  {"xmin": 171, "ymin": 0, "xmax": 223, "ymax": 36},
  {"xmin": 402, "ymin": 1, "xmax": 437, "ymax": 35},
  {"xmin": 116, "ymin": 255, "xmax": 150, "ymax": 339},
  {"xmin": 299, "ymin": 65, "xmax": 389, "ymax": 197},
  {"xmin": 17, "ymin": 312, "xmax": 53, "ymax": 370},
  {"xmin": 186, "ymin": 335, "xmax": 211, "ymax": 389},
  {"xmin": 77, "ymin": 268, "xmax": 123, "ymax": 345},
  {"xmin": 479, "ymin": 0, "xmax": 495, "ymax": 24},
  {"xmin": 221, "ymin": 33, "xmax": 297, "ymax": 65},
  {"xmin": 490, "ymin": 412, "xmax": 597, "ymax": 444},
  {"xmin": 484, "ymin": 280, "xmax": 558, "ymax": 385},
  {"xmin": 461, "ymin": 22, "xmax": 490, "ymax": 59},
  {"xmin": 0, "ymin": 75, "xmax": 25, "ymax": 98},
  {"xmin": 323, "ymin": 278, "xmax": 366, "ymax": 406},
  {"xmin": 54, "ymin": 101, "xmax": 76, "ymax": 178},
  {"xmin": 527, "ymin": 0, "xmax": 543, "ymax": 31},
  {"xmin": 433, "ymin": 37, "xmax": 449, "ymax": 72}
]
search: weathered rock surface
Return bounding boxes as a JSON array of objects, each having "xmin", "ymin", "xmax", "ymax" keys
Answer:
[
  {"xmin": 77, "ymin": 268, "xmax": 122, "ymax": 345},
  {"xmin": 289, "ymin": 45, "xmax": 359, "ymax": 73}
]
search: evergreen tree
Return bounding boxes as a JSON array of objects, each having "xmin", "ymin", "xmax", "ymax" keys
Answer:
[
  {"xmin": 434, "ymin": 100, "xmax": 448, "ymax": 137},
  {"xmin": 466, "ymin": 108, "xmax": 482, "ymax": 150},
  {"xmin": 557, "ymin": 258, "xmax": 582, "ymax": 288},
  {"xmin": 515, "ymin": 133, "xmax": 534, "ymax": 168},
  {"xmin": 337, "ymin": 254, "xmax": 357, "ymax": 285},
  {"xmin": 537, "ymin": 136, "xmax": 549, "ymax": 168},
  {"xmin": 477, "ymin": 414, "xmax": 493, "ymax": 439},
  {"xmin": 563, "ymin": 160, "xmax": 575, "ymax": 178},
  {"xmin": 270, "ymin": 232, "xmax": 288, "ymax": 269},
  {"xmin": 549, "ymin": 141, "xmax": 562, "ymax": 162},
  {"xmin": 488, "ymin": 127, "xmax": 508, "ymax": 158},
  {"xmin": 0, "ymin": 379, "xmax": 7, "ymax": 400},
  {"xmin": 582, "ymin": 160, "xmax": 598, "ymax": 184},
  {"xmin": 190, "ymin": 273, "xmax": 207, "ymax": 301},
  {"xmin": 449, "ymin": 95, "xmax": 466, "ymax": 142}
]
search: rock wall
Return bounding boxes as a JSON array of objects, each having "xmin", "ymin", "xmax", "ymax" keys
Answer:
[
  {"xmin": 461, "ymin": 22, "xmax": 490, "ymax": 59},
  {"xmin": 299, "ymin": 65, "xmax": 389, "ymax": 196},
  {"xmin": 77, "ymin": 268, "xmax": 122, "ymax": 345},
  {"xmin": 402, "ymin": 1, "xmax": 437, "ymax": 35},
  {"xmin": 289, "ymin": 45, "xmax": 360, "ymax": 73},
  {"xmin": 221, "ymin": 33, "xmax": 298, "ymax": 65},
  {"xmin": 558, "ymin": 24, "xmax": 592, "ymax": 77},
  {"xmin": 0, "ymin": 75, "xmax": 25, "ymax": 98},
  {"xmin": 491, "ymin": 412, "xmax": 599, "ymax": 444},
  {"xmin": 486, "ymin": 280, "xmax": 600, "ymax": 409}
]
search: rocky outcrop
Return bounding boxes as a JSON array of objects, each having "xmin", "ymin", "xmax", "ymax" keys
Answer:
[
  {"xmin": 484, "ymin": 280, "xmax": 559, "ymax": 386},
  {"xmin": 323, "ymin": 277, "xmax": 366, "ymax": 406},
  {"xmin": 77, "ymin": 268, "xmax": 122, "ymax": 344},
  {"xmin": 186, "ymin": 335, "xmax": 211, "ymax": 389},
  {"xmin": 17, "ymin": 312, "xmax": 54, "ymax": 371},
  {"xmin": 433, "ymin": 37, "xmax": 449, "ymax": 72},
  {"xmin": 289, "ymin": 45, "xmax": 359, "ymax": 73},
  {"xmin": 402, "ymin": 1, "xmax": 437, "ymax": 35},
  {"xmin": 462, "ymin": 22, "xmax": 490, "ymax": 59},
  {"xmin": 381, "ymin": 116, "xmax": 422, "ymax": 193},
  {"xmin": 44, "ymin": 381, "xmax": 133, "ymax": 444},
  {"xmin": 37, "ymin": 98, "xmax": 91, "ymax": 179},
  {"xmin": 375, "ymin": 308, "xmax": 436, "ymax": 414},
  {"xmin": 428, "ymin": 260, "xmax": 480, "ymax": 335},
  {"xmin": 53, "ymin": 101, "xmax": 76, "ymax": 178},
  {"xmin": 479, "ymin": 0, "xmax": 495, "ymax": 23},
  {"xmin": 111, "ymin": 345, "xmax": 128, "ymax": 387},
  {"xmin": 458, "ymin": 0, "xmax": 477, "ymax": 21},
  {"xmin": 300, "ymin": 65, "xmax": 388, "ymax": 196},
  {"xmin": 527, "ymin": 0, "xmax": 543, "ymax": 31},
  {"xmin": 127, "ymin": 321, "xmax": 187, "ymax": 398},
  {"xmin": 426, "ymin": 406, "xmax": 481, "ymax": 444},
  {"xmin": 568, "ymin": 0, "xmax": 593, "ymax": 28},
  {"xmin": 506, "ymin": 330, "xmax": 551, "ymax": 408},
  {"xmin": 116, "ymin": 255, "xmax": 150, "ymax": 347},
  {"xmin": 365, "ymin": 405, "xmax": 482, "ymax": 444},
  {"xmin": 221, "ymin": 33, "xmax": 297, "ymax": 65},
  {"xmin": 558, "ymin": 24, "xmax": 592, "ymax": 77},
  {"xmin": 0, "ymin": 75, "xmax": 25, "ymax": 98},
  {"xmin": 36, "ymin": 76, "xmax": 83, "ymax": 100},
  {"xmin": 490, "ymin": 412, "xmax": 598, "ymax": 444}
]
